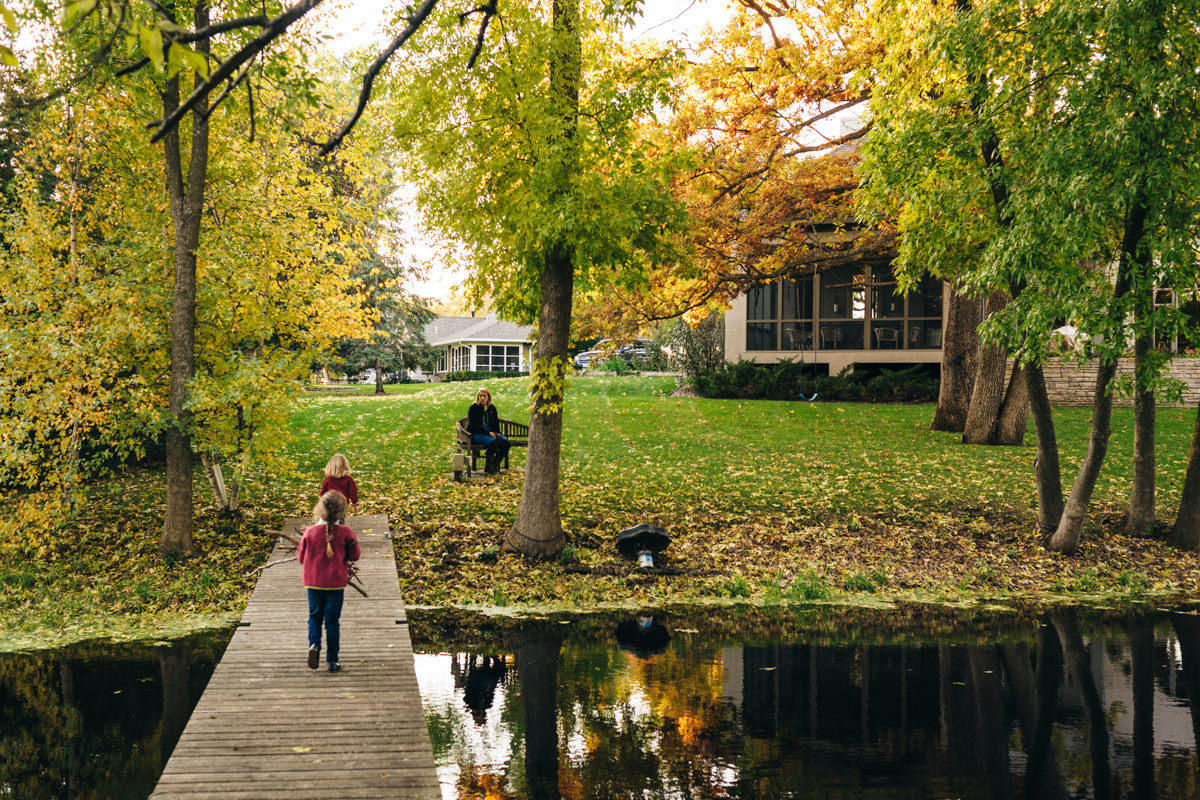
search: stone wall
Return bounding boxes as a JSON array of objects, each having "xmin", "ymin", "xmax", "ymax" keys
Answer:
[{"xmin": 1039, "ymin": 357, "xmax": 1200, "ymax": 408}]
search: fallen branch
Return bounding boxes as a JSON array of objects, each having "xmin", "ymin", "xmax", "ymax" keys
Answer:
[
  {"xmin": 263, "ymin": 527, "xmax": 302, "ymax": 546},
  {"xmin": 245, "ymin": 555, "xmax": 297, "ymax": 577}
]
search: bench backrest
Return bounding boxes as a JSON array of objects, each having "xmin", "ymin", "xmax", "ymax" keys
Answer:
[{"xmin": 458, "ymin": 416, "xmax": 529, "ymax": 445}]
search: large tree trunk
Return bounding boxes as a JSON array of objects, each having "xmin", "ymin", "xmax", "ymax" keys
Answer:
[
  {"xmin": 993, "ymin": 361, "xmax": 1030, "ymax": 445},
  {"xmin": 931, "ymin": 287, "xmax": 981, "ymax": 432},
  {"xmin": 1025, "ymin": 364, "xmax": 1065, "ymax": 535},
  {"xmin": 159, "ymin": 2, "xmax": 211, "ymax": 558},
  {"xmin": 374, "ymin": 356, "xmax": 385, "ymax": 395},
  {"xmin": 1168, "ymin": 398, "xmax": 1200, "ymax": 549},
  {"xmin": 962, "ymin": 291, "xmax": 1011, "ymax": 444},
  {"xmin": 1046, "ymin": 193, "xmax": 1144, "ymax": 554},
  {"xmin": 504, "ymin": 0, "xmax": 578, "ymax": 559},
  {"xmin": 1126, "ymin": 309, "xmax": 1156, "ymax": 535},
  {"xmin": 505, "ymin": 243, "xmax": 572, "ymax": 558}
]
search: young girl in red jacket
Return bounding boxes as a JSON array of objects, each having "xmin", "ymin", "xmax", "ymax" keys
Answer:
[
  {"xmin": 320, "ymin": 453, "xmax": 359, "ymax": 513},
  {"xmin": 298, "ymin": 490, "xmax": 361, "ymax": 673}
]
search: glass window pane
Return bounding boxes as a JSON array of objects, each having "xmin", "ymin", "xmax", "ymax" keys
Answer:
[
  {"xmin": 820, "ymin": 265, "xmax": 866, "ymax": 319},
  {"xmin": 909, "ymin": 275, "xmax": 944, "ymax": 318},
  {"xmin": 748, "ymin": 283, "xmax": 778, "ymax": 320},
  {"xmin": 781, "ymin": 276, "xmax": 813, "ymax": 319},
  {"xmin": 782, "ymin": 322, "xmax": 812, "ymax": 350},
  {"xmin": 907, "ymin": 322, "xmax": 943, "ymax": 349},
  {"xmin": 746, "ymin": 322, "xmax": 778, "ymax": 350}
]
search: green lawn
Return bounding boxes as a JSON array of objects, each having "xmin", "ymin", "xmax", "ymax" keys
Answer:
[{"xmin": 4, "ymin": 375, "xmax": 1200, "ymax": 651}]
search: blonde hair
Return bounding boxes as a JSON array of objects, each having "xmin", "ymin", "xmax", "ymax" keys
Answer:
[
  {"xmin": 475, "ymin": 388, "xmax": 492, "ymax": 407},
  {"xmin": 314, "ymin": 491, "xmax": 349, "ymax": 558},
  {"xmin": 324, "ymin": 453, "xmax": 351, "ymax": 479}
]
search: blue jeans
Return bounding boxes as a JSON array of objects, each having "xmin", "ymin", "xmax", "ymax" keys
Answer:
[
  {"xmin": 307, "ymin": 588, "xmax": 344, "ymax": 664},
  {"xmin": 472, "ymin": 433, "xmax": 509, "ymax": 460}
]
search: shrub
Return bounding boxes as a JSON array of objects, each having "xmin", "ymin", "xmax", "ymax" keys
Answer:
[
  {"xmin": 692, "ymin": 360, "xmax": 938, "ymax": 404},
  {"xmin": 446, "ymin": 370, "xmax": 529, "ymax": 382},
  {"xmin": 670, "ymin": 314, "xmax": 725, "ymax": 380}
]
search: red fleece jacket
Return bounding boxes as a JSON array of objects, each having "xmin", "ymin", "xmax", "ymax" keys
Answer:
[{"xmin": 298, "ymin": 522, "xmax": 361, "ymax": 589}]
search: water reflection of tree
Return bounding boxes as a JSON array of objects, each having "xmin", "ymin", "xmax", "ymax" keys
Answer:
[
  {"xmin": 427, "ymin": 613, "xmax": 1200, "ymax": 799},
  {"xmin": 0, "ymin": 636, "xmax": 222, "ymax": 800}
]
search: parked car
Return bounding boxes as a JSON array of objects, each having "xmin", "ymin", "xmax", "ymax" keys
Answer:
[
  {"xmin": 573, "ymin": 338, "xmax": 653, "ymax": 370},
  {"xmin": 572, "ymin": 339, "xmax": 611, "ymax": 370}
]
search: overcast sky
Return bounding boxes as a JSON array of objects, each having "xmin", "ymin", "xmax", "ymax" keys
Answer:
[{"xmin": 310, "ymin": 1, "xmax": 735, "ymax": 302}]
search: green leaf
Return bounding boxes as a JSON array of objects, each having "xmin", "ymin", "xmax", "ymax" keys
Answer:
[
  {"xmin": 139, "ymin": 24, "xmax": 164, "ymax": 72},
  {"xmin": 166, "ymin": 40, "xmax": 183, "ymax": 78},
  {"xmin": 1, "ymin": 5, "xmax": 17, "ymax": 35},
  {"xmin": 0, "ymin": 44, "xmax": 15, "ymax": 67},
  {"xmin": 180, "ymin": 46, "xmax": 209, "ymax": 78}
]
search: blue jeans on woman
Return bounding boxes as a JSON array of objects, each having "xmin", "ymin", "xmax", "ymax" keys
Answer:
[
  {"xmin": 472, "ymin": 433, "xmax": 510, "ymax": 463},
  {"xmin": 307, "ymin": 588, "xmax": 345, "ymax": 664}
]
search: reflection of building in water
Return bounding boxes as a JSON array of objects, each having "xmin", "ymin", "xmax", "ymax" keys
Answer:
[{"xmin": 414, "ymin": 623, "xmax": 1200, "ymax": 800}]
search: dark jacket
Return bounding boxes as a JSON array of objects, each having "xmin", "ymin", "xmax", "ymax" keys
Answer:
[{"xmin": 467, "ymin": 403, "xmax": 500, "ymax": 437}]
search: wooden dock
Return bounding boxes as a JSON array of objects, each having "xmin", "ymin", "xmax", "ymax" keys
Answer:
[{"xmin": 151, "ymin": 515, "xmax": 440, "ymax": 799}]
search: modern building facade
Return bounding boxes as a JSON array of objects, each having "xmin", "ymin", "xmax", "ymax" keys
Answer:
[{"xmin": 725, "ymin": 262, "xmax": 948, "ymax": 375}]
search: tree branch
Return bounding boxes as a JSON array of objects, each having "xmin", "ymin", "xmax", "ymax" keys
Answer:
[
  {"xmin": 460, "ymin": 0, "xmax": 499, "ymax": 69},
  {"xmin": 317, "ymin": 0, "xmax": 441, "ymax": 155},
  {"xmin": 148, "ymin": 0, "xmax": 326, "ymax": 143}
]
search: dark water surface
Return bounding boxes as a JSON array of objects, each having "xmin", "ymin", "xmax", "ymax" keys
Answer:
[
  {"xmin": 5, "ymin": 609, "xmax": 1200, "ymax": 799},
  {"xmin": 0, "ymin": 629, "xmax": 231, "ymax": 799},
  {"xmin": 410, "ymin": 607, "xmax": 1200, "ymax": 800}
]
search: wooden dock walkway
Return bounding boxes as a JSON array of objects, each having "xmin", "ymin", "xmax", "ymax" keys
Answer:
[{"xmin": 151, "ymin": 514, "xmax": 440, "ymax": 799}]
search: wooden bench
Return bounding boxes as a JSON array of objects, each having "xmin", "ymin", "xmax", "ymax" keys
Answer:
[{"xmin": 455, "ymin": 417, "xmax": 529, "ymax": 480}]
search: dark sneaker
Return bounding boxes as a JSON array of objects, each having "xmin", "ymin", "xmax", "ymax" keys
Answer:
[
  {"xmin": 307, "ymin": 645, "xmax": 319, "ymax": 670},
  {"xmin": 328, "ymin": 662, "xmax": 342, "ymax": 673}
]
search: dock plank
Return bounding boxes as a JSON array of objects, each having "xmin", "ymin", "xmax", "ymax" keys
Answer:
[{"xmin": 150, "ymin": 515, "xmax": 440, "ymax": 800}]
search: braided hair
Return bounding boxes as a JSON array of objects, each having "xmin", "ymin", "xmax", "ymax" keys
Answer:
[{"xmin": 314, "ymin": 490, "xmax": 349, "ymax": 558}]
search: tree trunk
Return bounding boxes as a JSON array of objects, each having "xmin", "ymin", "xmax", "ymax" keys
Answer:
[
  {"xmin": 374, "ymin": 356, "xmax": 385, "ymax": 395},
  {"xmin": 199, "ymin": 452, "xmax": 229, "ymax": 511},
  {"xmin": 962, "ymin": 291, "xmax": 1011, "ymax": 444},
  {"xmin": 992, "ymin": 361, "xmax": 1030, "ymax": 445},
  {"xmin": 1026, "ymin": 364, "xmax": 1065, "ymax": 536},
  {"xmin": 158, "ymin": 2, "xmax": 211, "ymax": 558},
  {"xmin": 1126, "ymin": 310, "xmax": 1156, "ymax": 535},
  {"xmin": 932, "ymin": 287, "xmax": 981, "ymax": 432},
  {"xmin": 505, "ymin": 242, "xmax": 572, "ymax": 558},
  {"xmin": 1168, "ymin": 398, "xmax": 1200, "ymax": 549},
  {"xmin": 1045, "ymin": 359, "xmax": 1119, "ymax": 554},
  {"xmin": 504, "ymin": 0, "xmax": 579, "ymax": 560},
  {"xmin": 1046, "ymin": 191, "xmax": 1144, "ymax": 554}
]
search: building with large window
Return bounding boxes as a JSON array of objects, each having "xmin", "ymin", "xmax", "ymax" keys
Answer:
[
  {"xmin": 424, "ymin": 314, "xmax": 535, "ymax": 380},
  {"xmin": 725, "ymin": 263, "xmax": 947, "ymax": 375}
]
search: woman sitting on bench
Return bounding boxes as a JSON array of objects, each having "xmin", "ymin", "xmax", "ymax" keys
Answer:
[{"xmin": 467, "ymin": 388, "xmax": 511, "ymax": 474}]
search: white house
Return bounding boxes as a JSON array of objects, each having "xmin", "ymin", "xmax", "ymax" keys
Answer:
[{"xmin": 423, "ymin": 314, "xmax": 535, "ymax": 380}]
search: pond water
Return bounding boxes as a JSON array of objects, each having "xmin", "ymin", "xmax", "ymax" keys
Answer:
[
  {"xmin": 410, "ymin": 607, "xmax": 1200, "ymax": 800},
  {"xmin": 0, "ymin": 629, "xmax": 230, "ymax": 799},
  {"xmin": 4, "ymin": 608, "xmax": 1200, "ymax": 799}
]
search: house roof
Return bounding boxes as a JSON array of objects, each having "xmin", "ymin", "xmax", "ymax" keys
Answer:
[{"xmin": 424, "ymin": 315, "xmax": 534, "ymax": 347}]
